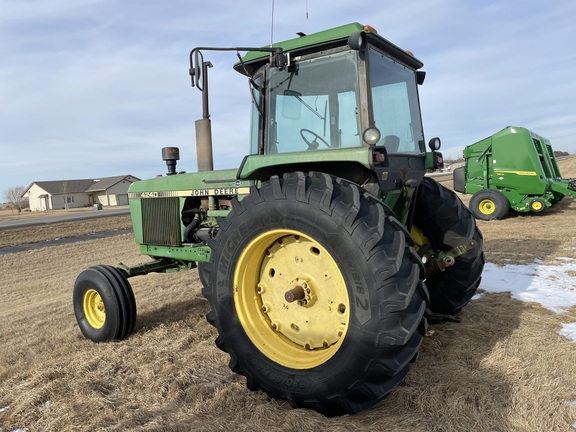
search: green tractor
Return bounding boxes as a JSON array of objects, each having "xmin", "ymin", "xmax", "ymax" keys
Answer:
[
  {"xmin": 73, "ymin": 23, "xmax": 484, "ymax": 416},
  {"xmin": 454, "ymin": 126, "xmax": 576, "ymax": 220}
]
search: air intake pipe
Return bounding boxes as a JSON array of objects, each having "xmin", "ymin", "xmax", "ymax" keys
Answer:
[{"xmin": 161, "ymin": 147, "xmax": 180, "ymax": 175}]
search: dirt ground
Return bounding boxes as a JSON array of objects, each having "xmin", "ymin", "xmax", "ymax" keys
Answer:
[{"xmin": 1, "ymin": 158, "xmax": 575, "ymax": 431}]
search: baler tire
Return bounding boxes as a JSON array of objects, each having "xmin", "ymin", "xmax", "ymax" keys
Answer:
[
  {"xmin": 529, "ymin": 198, "xmax": 546, "ymax": 213},
  {"xmin": 73, "ymin": 265, "xmax": 136, "ymax": 342},
  {"xmin": 201, "ymin": 172, "xmax": 428, "ymax": 416},
  {"xmin": 413, "ymin": 177, "xmax": 484, "ymax": 315},
  {"xmin": 469, "ymin": 189, "xmax": 509, "ymax": 220}
]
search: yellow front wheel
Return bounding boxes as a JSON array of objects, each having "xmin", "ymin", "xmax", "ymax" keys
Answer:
[{"xmin": 73, "ymin": 265, "xmax": 136, "ymax": 342}]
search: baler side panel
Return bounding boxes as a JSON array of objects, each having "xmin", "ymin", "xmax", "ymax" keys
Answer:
[
  {"xmin": 490, "ymin": 128, "xmax": 547, "ymax": 195},
  {"xmin": 531, "ymin": 135, "xmax": 555, "ymax": 181},
  {"xmin": 545, "ymin": 142, "xmax": 563, "ymax": 179}
]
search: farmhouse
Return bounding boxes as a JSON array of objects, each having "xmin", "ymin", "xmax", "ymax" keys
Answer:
[{"xmin": 23, "ymin": 175, "xmax": 140, "ymax": 211}]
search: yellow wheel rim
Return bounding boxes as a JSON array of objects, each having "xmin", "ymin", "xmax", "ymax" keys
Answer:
[
  {"xmin": 83, "ymin": 289, "xmax": 105, "ymax": 329},
  {"xmin": 234, "ymin": 229, "xmax": 350, "ymax": 369},
  {"xmin": 531, "ymin": 201, "xmax": 543, "ymax": 211},
  {"xmin": 411, "ymin": 225, "xmax": 432, "ymax": 264},
  {"xmin": 479, "ymin": 199, "xmax": 496, "ymax": 215}
]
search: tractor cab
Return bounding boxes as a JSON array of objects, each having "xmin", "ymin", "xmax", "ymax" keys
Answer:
[
  {"xmin": 188, "ymin": 22, "xmax": 442, "ymax": 220},
  {"xmin": 237, "ymin": 24, "xmax": 427, "ymax": 158}
]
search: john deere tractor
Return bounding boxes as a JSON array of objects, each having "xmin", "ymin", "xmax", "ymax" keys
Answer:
[{"xmin": 73, "ymin": 23, "xmax": 484, "ymax": 416}]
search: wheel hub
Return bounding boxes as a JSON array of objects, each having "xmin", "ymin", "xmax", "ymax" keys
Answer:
[{"xmin": 260, "ymin": 275, "xmax": 345, "ymax": 350}]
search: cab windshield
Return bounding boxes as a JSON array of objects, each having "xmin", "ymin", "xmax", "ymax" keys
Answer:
[
  {"xmin": 250, "ymin": 45, "xmax": 425, "ymax": 155},
  {"xmin": 264, "ymin": 50, "xmax": 362, "ymax": 153}
]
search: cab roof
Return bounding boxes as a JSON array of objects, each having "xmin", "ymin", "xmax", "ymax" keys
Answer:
[{"xmin": 234, "ymin": 22, "xmax": 423, "ymax": 76}]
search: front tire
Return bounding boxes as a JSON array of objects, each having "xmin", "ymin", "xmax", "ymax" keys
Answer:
[
  {"xmin": 200, "ymin": 172, "xmax": 428, "ymax": 416},
  {"xmin": 73, "ymin": 265, "xmax": 136, "ymax": 342}
]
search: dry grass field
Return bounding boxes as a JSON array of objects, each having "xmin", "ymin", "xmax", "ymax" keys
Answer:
[{"xmin": 1, "ymin": 159, "xmax": 575, "ymax": 432}]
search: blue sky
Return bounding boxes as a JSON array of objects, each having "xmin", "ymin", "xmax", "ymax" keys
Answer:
[{"xmin": 1, "ymin": 0, "xmax": 575, "ymax": 195}]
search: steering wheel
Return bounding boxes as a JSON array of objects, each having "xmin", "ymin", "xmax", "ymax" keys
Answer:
[{"xmin": 300, "ymin": 128, "xmax": 330, "ymax": 150}]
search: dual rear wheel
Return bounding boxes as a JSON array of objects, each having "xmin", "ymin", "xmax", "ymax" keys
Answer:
[
  {"xmin": 72, "ymin": 172, "xmax": 484, "ymax": 417},
  {"xmin": 200, "ymin": 174, "xmax": 483, "ymax": 415}
]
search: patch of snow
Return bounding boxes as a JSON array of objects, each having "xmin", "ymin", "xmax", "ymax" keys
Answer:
[
  {"xmin": 475, "ymin": 258, "xmax": 576, "ymax": 343},
  {"xmin": 0, "ymin": 405, "xmax": 8, "ymax": 413},
  {"xmin": 479, "ymin": 259, "xmax": 576, "ymax": 314},
  {"xmin": 560, "ymin": 323, "xmax": 576, "ymax": 343}
]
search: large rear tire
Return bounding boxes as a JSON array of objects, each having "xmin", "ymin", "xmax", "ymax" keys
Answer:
[
  {"xmin": 413, "ymin": 177, "xmax": 484, "ymax": 315},
  {"xmin": 200, "ymin": 172, "xmax": 428, "ymax": 416},
  {"xmin": 73, "ymin": 265, "xmax": 136, "ymax": 342}
]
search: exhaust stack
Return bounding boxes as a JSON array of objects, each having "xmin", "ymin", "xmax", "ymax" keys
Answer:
[
  {"xmin": 195, "ymin": 118, "xmax": 213, "ymax": 172},
  {"xmin": 195, "ymin": 60, "xmax": 214, "ymax": 172}
]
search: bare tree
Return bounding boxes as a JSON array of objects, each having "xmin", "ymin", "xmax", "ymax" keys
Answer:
[
  {"xmin": 62, "ymin": 181, "xmax": 69, "ymax": 210},
  {"xmin": 4, "ymin": 186, "xmax": 28, "ymax": 212}
]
